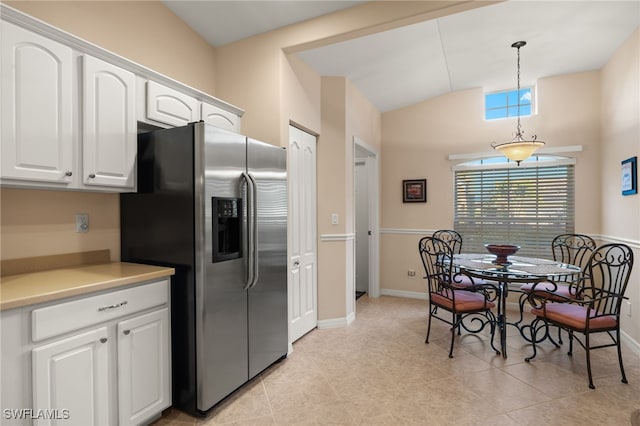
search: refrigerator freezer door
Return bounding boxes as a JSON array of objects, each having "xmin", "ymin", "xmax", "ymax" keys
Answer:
[
  {"xmin": 247, "ymin": 138, "xmax": 288, "ymax": 378},
  {"xmin": 198, "ymin": 124, "xmax": 249, "ymax": 410}
]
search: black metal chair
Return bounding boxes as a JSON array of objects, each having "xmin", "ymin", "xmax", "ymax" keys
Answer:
[
  {"xmin": 419, "ymin": 236, "xmax": 499, "ymax": 358},
  {"xmin": 432, "ymin": 229, "xmax": 484, "ymax": 287},
  {"xmin": 524, "ymin": 243, "xmax": 634, "ymax": 389},
  {"xmin": 516, "ymin": 234, "xmax": 597, "ymax": 339}
]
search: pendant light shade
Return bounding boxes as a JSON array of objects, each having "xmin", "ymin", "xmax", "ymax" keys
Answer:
[{"xmin": 491, "ymin": 41, "xmax": 545, "ymax": 165}]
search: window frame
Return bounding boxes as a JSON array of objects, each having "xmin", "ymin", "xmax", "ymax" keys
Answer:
[
  {"xmin": 453, "ymin": 157, "xmax": 575, "ymax": 258},
  {"xmin": 484, "ymin": 87, "xmax": 535, "ymax": 121}
]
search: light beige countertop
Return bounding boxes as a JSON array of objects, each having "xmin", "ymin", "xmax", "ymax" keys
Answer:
[{"xmin": 0, "ymin": 262, "xmax": 175, "ymax": 311}]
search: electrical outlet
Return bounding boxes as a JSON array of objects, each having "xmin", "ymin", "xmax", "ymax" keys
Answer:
[
  {"xmin": 75, "ymin": 214, "xmax": 89, "ymax": 233},
  {"xmin": 408, "ymin": 269, "xmax": 416, "ymax": 278}
]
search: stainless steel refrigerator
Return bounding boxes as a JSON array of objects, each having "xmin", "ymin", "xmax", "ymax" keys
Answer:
[{"xmin": 120, "ymin": 122, "xmax": 288, "ymax": 416}]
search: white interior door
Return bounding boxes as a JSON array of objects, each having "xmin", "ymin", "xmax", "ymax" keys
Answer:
[
  {"xmin": 355, "ymin": 160, "xmax": 369, "ymax": 293},
  {"xmin": 288, "ymin": 126, "xmax": 318, "ymax": 343}
]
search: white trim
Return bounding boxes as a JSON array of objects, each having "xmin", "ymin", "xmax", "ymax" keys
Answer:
[
  {"xmin": 380, "ymin": 288, "xmax": 429, "ymax": 300},
  {"xmin": 452, "ymin": 157, "xmax": 576, "ymax": 171},
  {"xmin": 320, "ymin": 233, "xmax": 355, "ymax": 241},
  {"xmin": 448, "ymin": 145, "xmax": 583, "ymax": 161},
  {"xmin": 621, "ymin": 330, "xmax": 640, "ymax": 356},
  {"xmin": 0, "ymin": 4, "xmax": 244, "ymax": 117},
  {"xmin": 381, "ymin": 228, "xmax": 434, "ymax": 235},
  {"xmin": 317, "ymin": 317, "xmax": 350, "ymax": 329},
  {"xmin": 596, "ymin": 234, "xmax": 640, "ymax": 249}
]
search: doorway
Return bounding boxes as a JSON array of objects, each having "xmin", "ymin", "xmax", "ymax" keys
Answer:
[{"xmin": 353, "ymin": 138, "xmax": 380, "ymax": 300}]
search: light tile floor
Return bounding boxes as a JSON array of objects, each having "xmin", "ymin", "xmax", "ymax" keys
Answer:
[{"xmin": 152, "ymin": 295, "xmax": 640, "ymax": 425}]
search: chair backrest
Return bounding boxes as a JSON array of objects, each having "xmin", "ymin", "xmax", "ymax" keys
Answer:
[
  {"xmin": 418, "ymin": 236, "xmax": 453, "ymax": 294},
  {"xmin": 432, "ymin": 229, "xmax": 463, "ymax": 254},
  {"xmin": 584, "ymin": 243, "xmax": 634, "ymax": 315},
  {"xmin": 551, "ymin": 234, "xmax": 596, "ymax": 277}
]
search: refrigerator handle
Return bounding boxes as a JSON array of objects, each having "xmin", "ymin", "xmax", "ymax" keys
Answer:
[
  {"xmin": 241, "ymin": 172, "xmax": 254, "ymax": 291},
  {"xmin": 247, "ymin": 172, "xmax": 259, "ymax": 289}
]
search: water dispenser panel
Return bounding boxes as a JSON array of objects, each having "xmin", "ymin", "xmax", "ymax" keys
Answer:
[{"xmin": 212, "ymin": 197, "xmax": 242, "ymax": 262}]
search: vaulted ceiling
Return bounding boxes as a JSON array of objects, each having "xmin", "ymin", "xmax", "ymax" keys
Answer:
[{"xmin": 163, "ymin": 1, "xmax": 639, "ymax": 112}]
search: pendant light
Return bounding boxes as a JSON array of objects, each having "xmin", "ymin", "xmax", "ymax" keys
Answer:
[{"xmin": 491, "ymin": 41, "xmax": 544, "ymax": 165}]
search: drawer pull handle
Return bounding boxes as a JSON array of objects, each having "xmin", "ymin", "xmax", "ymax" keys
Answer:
[
  {"xmin": 123, "ymin": 330, "xmax": 131, "ymax": 335},
  {"xmin": 64, "ymin": 171, "xmax": 73, "ymax": 177},
  {"xmin": 88, "ymin": 173, "xmax": 96, "ymax": 179},
  {"xmin": 98, "ymin": 301, "xmax": 128, "ymax": 312},
  {"xmin": 100, "ymin": 338, "xmax": 107, "ymax": 344}
]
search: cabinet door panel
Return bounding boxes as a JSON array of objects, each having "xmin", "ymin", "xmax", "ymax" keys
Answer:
[
  {"xmin": 83, "ymin": 55, "xmax": 136, "ymax": 188},
  {"xmin": 201, "ymin": 102, "xmax": 240, "ymax": 132},
  {"xmin": 117, "ymin": 308, "xmax": 170, "ymax": 426},
  {"xmin": 146, "ymin": 80, "xmax": 198, "ymax": 127},
  {"xmin": 32, "ymin": 327, "xmax": 110, "ymax": 426},
  {"xmin": 1, "ymin": 21, "xmax": 73, "ymax": 184}
]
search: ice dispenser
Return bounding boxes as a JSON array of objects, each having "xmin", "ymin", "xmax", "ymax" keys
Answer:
[{"xmin": 212, "ymin": 197, "xmax": 242, "ymax": 262}]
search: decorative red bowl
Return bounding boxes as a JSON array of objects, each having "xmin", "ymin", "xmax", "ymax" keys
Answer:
[{"xmin": 484, "ymin": 244, "xmax": 520, "ymax": 265}]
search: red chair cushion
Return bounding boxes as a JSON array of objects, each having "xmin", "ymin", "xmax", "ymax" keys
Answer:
[
  {"xmin": 531, "ymin": 303, "xmax": 617, "ymax": 331},
  {"xmin": 431, "ymin": 290, "xmax": 495, "ymax": 313},
  {"xmin": 520, "ymin": 282, "xmax": 576, "ymax": 301}
]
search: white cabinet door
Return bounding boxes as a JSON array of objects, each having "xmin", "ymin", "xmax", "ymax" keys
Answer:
[
  {"xmin": 117, "ymin": 308, "xmax": 170, "ymax": 426},
  {"xmin": 82, "ymin": 55, "xmax": 136, "ymax": 188},
  {"xmin": 201, "ymin": 102, "xmax": 240, "ymax": 132},
  {"xmin": 32, "ymin": 327, "xmax": 110, "ymax": 426},
  {"xmin": 146, "ymin": 80, "xmax": 198, "ymax": 127},
  {"xmin": 1, "ymin": 21, "xmax": 73, "ymax": 184}
]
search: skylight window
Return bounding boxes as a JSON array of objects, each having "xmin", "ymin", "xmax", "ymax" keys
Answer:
[{"xmin": 485, "ymin": 88, "xmax": 532, "ymax": 120}]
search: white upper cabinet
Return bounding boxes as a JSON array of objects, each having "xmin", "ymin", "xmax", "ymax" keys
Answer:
[
  {"xmin": 201, "ymin": 102, "xmax": 241, "ymax": 132},
  {"xmin": 146, "ymin": 80, "xmax": 199, "ymax": 127},
  {"xmin": 82, "ymin": 55, "xmax": 136, "ymax": 189},
  {"xmin": 1, "ymin": 21, "xmax": 74, "ymax": 185}
]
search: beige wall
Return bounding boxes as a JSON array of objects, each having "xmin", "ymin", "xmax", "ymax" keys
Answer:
[
  {"xmin": 601, "ymin": 28, "xmax": 640, "ymax": 344},
  {"xmin": 1, "ymin": 1, "xmax": 217, "ymax": 261},
  {"xmin": 381, "ymin": 71, "xmax": 602, "ymax": 294},
  {"xmin": 1, "ymin": 189, "xmax": 120, "ymax": 260}
]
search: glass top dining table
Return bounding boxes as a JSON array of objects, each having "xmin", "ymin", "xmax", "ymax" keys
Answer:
[{"xmin": 451, "ymin": 253, "xmax": 581, "ymax": 358}]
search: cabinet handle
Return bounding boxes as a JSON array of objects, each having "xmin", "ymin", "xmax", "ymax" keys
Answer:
[
  {"xmin": 123, "ymin": 330, "xmax": 131, "ymax": 335},
  {"xmin": 100, "ymin": 338, "xmax": 107, "ymax": 344},
  {"xmin": 88, "ymin": 173, "xmax": 96, "ymax": 179},
  {"xmin": 64, "ymin": 171, "xmax": 73, "ymax": 177},
  {"xmin": 293, "ymin": 260, "xmax": 300, "ymax": 267},
  {"xmin": 98, "ymin": 301, "xmax": 128, "ymax": 312}
]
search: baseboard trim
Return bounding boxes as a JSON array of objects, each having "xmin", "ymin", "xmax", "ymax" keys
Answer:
[{"xmin": 380, "ymin": 288, "xmax": 429, "ymax": 300}]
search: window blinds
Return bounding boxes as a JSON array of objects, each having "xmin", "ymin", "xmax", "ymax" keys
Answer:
[{"xmin": 454, "ymin": 165, "xmax": 575, "ymax": 258}]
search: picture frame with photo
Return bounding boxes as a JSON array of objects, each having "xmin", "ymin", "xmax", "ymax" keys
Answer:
[
  {"xmin": 621, "ymin": 156, "xmax": 637, "ymax": 196},
  {"xmin": 403, "ymin": 179, "xmax": 427, "ymax": 203}
]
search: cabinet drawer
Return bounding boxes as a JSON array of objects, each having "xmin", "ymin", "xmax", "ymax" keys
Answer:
[{"xmin": 32, "ymin": 280, "xmax": 168, "ymax": 342}]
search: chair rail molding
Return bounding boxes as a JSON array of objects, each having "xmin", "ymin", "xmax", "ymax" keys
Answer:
[
  {"xmin": 381, "ymin": 228, "xmax": 435, "ymax": 235},
  {"xmin": 319, "ymin": 233, "xmax": 355, "ymax": 241}
]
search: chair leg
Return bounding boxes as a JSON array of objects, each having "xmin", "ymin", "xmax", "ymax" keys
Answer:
[
  {"xmin": 425, "ymin": 306, "xmax": 434, "ymax": 344},
  {"xmin": 448, "ymin": 312, "xmax": 456, "ymax": 358},
  {"xmin": 456, "ymin": 314, "xmax": 462, "ymax": 335},
  {"xmin": 525, "ymin": 317, "xmax": 542, "ymax": 362},
  {"xmin": 568, "ymin": 331, "xmax": 574, "ymax": 356},
  {"xmin": 616, "ymin": 328, "xmax": 628, "ymax": 384},
  {"xmin": 585, "ymin": 332, "xmax": 595, "ymax": 389}
]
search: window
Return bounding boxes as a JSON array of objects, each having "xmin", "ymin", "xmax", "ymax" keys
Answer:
[
  {"xmin": 454, "ymin": 160, "xmax": 575, "ymax": 258},
  {"xmin": 485, "ymin": 88, "xmax": 532, "ymax": 120}
]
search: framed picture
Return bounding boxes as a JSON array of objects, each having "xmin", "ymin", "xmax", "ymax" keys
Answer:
[
  {"xmin": 621, "ymin": 156, "xmax": 637, "ymax": 196},
  {"xmin": 403, "ymin": 179, "xmax": 426, "ymax": 203}
]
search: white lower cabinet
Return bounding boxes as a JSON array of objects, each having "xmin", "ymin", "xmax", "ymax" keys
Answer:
[
  {"xmin": 117, "ymin": 308, "xmax": 170, "ymax": 426},
  {"xmin": 32, "ymin": 327, "xmax": 110, "ymax": 426},
  {"xmin": 0, "ymin": 279, "xmax": 172, "ymax": 426}
]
